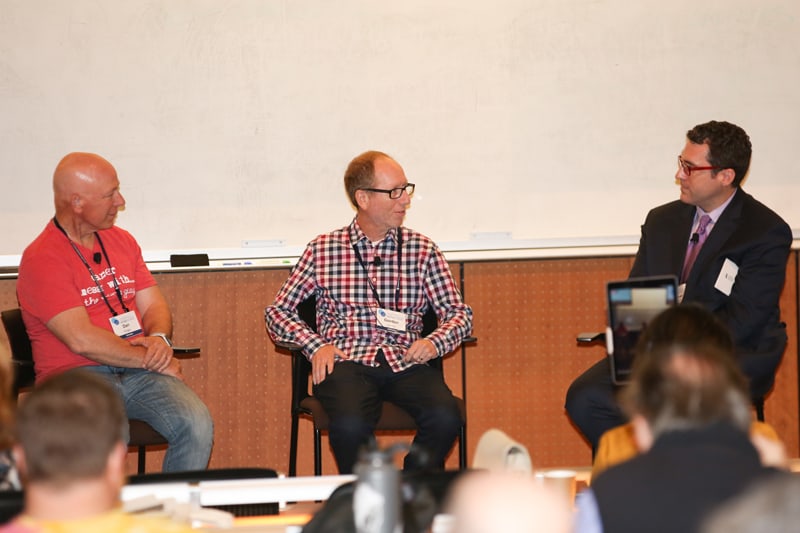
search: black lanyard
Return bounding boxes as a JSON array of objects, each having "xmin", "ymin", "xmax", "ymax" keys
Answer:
[
  {"xmin": 52, "ymin": 218, "xmax": 130, "ymax": 317},
  {"xmin": 351, "ymin": 228, "xmax": 403, "ymax": 310}
]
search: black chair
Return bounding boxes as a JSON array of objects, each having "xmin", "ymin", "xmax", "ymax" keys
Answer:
[
  {"xmin": 576, "ymin": 331, "xmax": 766, "ymax": 421},
  {"xmin": 278, "ymin": 296, "xmax": 474, "ymax": 476},
  {"xmin": 1, "ymin": 308, "xmax": 169, "ymax": 473}
]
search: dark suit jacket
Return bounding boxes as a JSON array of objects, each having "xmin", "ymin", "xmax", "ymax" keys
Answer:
[
  {"xmin": 629, "ymin": 189, "xmax": 792, "ymax": 395},
  {"xmin": 592, "ymin": 422, "xmax": 781, "ymax": 533}
]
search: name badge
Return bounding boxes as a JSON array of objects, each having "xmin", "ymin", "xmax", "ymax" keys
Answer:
[
  {"xmin": 109, "ymin": 310, "xmax": 143, "ymax": 339},
  {"xmin": 715, "ymin": 258, "xmax": 739, "ymax": 296},
  {"xmin": 376, "ymin": 308, "xmax": 407, "ymax": 333}
]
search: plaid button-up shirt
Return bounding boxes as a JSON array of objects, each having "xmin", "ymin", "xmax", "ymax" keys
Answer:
[{"xmin": 265, "ymin": 218, "xmax": 473, "ymax": 372}]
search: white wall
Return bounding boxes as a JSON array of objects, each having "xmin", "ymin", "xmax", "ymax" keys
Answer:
[{"xmin": 1, "ymin": 0, "xmax": 798, "ymax": 260}]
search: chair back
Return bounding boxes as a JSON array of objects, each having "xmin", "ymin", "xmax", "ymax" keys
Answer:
[
  {"xmin": 290, "ymin": 296, "xmax": 317, "ymax": 409},
  {"xmin": 1, "ymin": 308, "xmax": 36, "ymax": 400},
  {"xmin": 290, "ymin": 296, "xmax": 441, "ymax": 409}
]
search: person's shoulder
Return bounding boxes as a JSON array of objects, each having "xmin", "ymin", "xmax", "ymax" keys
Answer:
[
  {"xmin": 122, "ymin": 514, "xmax": 195, "ymax": 533},
  {"xmin": 401, "ymin": 226, "xmax": 436, "ymax": 247},
  {"xmin": 45, "ymin": 509, "xmax": 195, "ymax": 533},
  {"xmin": 308, "ymin": 226, "xmax": 350, "ymax": 247},
  {"xmin": 20, "ymin": 222, "xmax": 59, "ymax": 259},
  {"xmin": 736, "ymin": 190, "xmax": 791, "ymax": 228},
  {"xmin": 19, "ymin": 223, "xmax": 64, "ymax": 277},
  {"xmin": 645, "ymin": 199, "xmax": 689, "ymax": 219}
]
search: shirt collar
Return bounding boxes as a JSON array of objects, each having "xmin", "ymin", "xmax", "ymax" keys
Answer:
[
  {"xmin": 695, "ymin": 188, "xmax": 737, "ymax": 225},
  {"xmin": 348, "ymin": 217, "xmax": 400, "ymax": 246}
]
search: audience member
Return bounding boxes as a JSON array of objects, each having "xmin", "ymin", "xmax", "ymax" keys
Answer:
[
  {"xmin": 573, "ymin": 304, "xmax": 784, "ymax": 533},
  {"xmin": 0, "ymin": 370, "xmax": 194, "ymax": 532},
  {"xmin": 701, "ymin": 473, "xmax": 800, "ymax": 533},
  {"xmin": 0, "ymin": 341, "xmax": 19, "ymax": 491},
  {"xmin": 16, "ymin": 153, "xmax": 213, "ymax": 472},
  {"xmin": 444, "ymin": 470, "xmax": 572, "ymax": 533},
  {"xmin": 590, "ymin": 405, "xmax": 786, "ymax": 479},
  {"xmin": 266, "ymin": 150, "xmax": 473, "ymax": 474},
  {"xmin": 566, "ymin": 120, "xmax": 792, "ymax": 452}
]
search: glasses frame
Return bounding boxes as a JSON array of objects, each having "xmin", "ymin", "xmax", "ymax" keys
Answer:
[
  {"xmin": 360, "ymin": 183, "xmax": 415, "ymax": 199},
  {"xmin": 677, "ymin": 156, "xmax": 722, "ymax": 177}
]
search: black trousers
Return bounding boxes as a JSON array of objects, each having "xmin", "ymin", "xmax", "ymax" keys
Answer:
[
  {"xmin": 564, "ymin": 358, "xmax": 626, "ymax": 453},
  {"xmin": 566, "ymin": 337, "xmax": 787, "ymax": 453},
  {"xmin": 313, "ymin": 352, "xmax": 462, "ymax": 474}
]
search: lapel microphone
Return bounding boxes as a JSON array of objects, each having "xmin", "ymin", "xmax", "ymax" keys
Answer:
[
  {"xmin": 373, "ymin": 256, "xmax": 382, "ymax": 267},
  {"xmin": 93, "ymin": 252, "xmax": 102, "ymax": 264},
  {"xmin": 689, "ymin": 233, "xmax": 700, "ymax": 244}
]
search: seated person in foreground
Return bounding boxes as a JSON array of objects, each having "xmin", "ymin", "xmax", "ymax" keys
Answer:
[
  {"xmin": 16, "ymin": 152, "xmax": 213, "ymax": 472},
  {"xmin": 444, "ymin": 470, "xmax": 572, "ymax": 533},
  {"xmin": 574, "ymin": 304, "xmax": 787, "ymax": 533},
  {"xmin": 591, "ymin": 416, "xmax": 783, "ymax": 480},
  {"xmin": 1, "ymin": 370, "xmax": 194, "ymax": 532},
  {"xmin": 702, "ymin": 474, "xmax": 800, "ymax": 533},
  {"xmin": 265, "ymin": 150, "xmax": 473, "ymax": 474}
]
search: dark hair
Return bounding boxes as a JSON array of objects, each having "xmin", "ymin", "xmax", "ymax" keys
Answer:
[
  {"xmin": 686, "ymin": 121, "xmax": 751, "ymax": 187},
  {"xmin": 623, "ymin": 304, "xmax": 751, "ymax": 437},
  {"xmin": 14, "ymin": 370, "xmax": 126, "ymax": 487},
  {"xmin": 343, "ymin": 150, "xmax": 392, "ymax": 209}
]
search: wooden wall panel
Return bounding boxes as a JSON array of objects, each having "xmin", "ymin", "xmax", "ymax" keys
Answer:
[
  {"xmin": 151, "ymin": 268, "xmax": 293, "ymax": 473},
  {"xmin": 769, "ymin": 254, "xmax": 799, "ymax": 451},
  {"xmin": 462, "ymin": 257, "xmax": 634, "ymax": 468},
  {"xmin": 1, "ymin": 254, "xmax": 797, "ymax": 475}
]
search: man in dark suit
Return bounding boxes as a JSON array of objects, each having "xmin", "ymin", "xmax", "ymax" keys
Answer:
[{"xmin": 565, "ymin": 120, "xmax": 793, "ymax": 451}]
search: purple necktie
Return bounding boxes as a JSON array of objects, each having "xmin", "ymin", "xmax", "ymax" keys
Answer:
[{"xmin": 680, "ymin": 214, "xmax": 712, "ymax": 283}]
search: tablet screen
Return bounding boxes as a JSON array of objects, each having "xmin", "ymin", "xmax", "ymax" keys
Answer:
[{"xmin": 606, "ymin": 276, "xmax": 678, "ymax": 384}]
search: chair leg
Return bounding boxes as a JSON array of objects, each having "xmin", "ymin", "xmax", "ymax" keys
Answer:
[
  {"xmin": 289, "ymin": 414, "xmax": 299, "ymax": 477},
  {"xmin": 313, "ymin": 428, "xmax": 323, "ymax": 476},
  {"xmin": 458, "ymin": 424, "xmax": 467, "ymax": 470},
  {"xmin": 137, "ymin": 445, "xmax": 147, "ymax": 474}
]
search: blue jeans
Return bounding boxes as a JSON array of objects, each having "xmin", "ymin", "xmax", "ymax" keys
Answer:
[{"xmin": 81, "ymin": 366, "xmax": 214, "ymax": 472}]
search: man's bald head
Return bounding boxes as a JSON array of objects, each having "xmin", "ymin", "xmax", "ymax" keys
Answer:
[
  {"xmin": 445, "ymin": 471, "xmax": 573, "ymax": 533},
  {"xmin": 51, "ymin": 153, "xmax": 125, "ymax": 239},
  {"xmin": 53, "ymin": 152, "xmax": 116, "ymax": 207}
]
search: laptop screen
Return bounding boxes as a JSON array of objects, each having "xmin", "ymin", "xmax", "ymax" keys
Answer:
[{"xmin": 606, "ymin": 276, "xmax": 678, "ymax": 384}]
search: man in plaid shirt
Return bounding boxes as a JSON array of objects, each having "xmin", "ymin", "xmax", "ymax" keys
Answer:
[{"xmin": 265, "ymin": 150, "xmax": 473, "ymax": 474}]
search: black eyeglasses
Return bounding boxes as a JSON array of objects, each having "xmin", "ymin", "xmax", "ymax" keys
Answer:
[
  {"xmin": 678, "ymin": 156, "xmax": 721, "ymax": 176},
  {"xmin": 360, "ymin": 183, "xmax": 415, "ymax": 199}
]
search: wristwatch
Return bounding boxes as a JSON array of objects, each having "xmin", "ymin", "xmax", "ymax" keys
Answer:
[{"xmin": 151, "ymin": 333, "xmax": 173, "ymax": 347}]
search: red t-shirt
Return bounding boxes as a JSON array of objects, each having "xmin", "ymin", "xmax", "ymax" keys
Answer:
[{"xmin": 17, "ymin": 221, "xmax": 157, "ymax": 381}]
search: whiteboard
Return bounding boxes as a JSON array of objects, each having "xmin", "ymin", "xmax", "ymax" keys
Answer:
[{"xmin": 1, "ymin": 0, "xmax": 799, "ymax": 262}]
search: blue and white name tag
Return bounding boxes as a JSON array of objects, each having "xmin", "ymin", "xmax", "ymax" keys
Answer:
[
  {"xmin": 109, "ymin": 310, "xmax": 143, "ymax": 339},
  {"xmin": 375, "ymin": 308, "xmax": 407, "ymax": 333}
]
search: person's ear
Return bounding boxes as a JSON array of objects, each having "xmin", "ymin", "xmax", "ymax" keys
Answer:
[
  {"xmin": 354, "ymin": 189, "xmax": 369, "ymax": 210},
  {"xmin": 71, "ymin": 194, "xmax": 83, "ymax": 211},
  {"xmin": 716, "ymin": 168, "xmax": 736, "ymax": 187},
  {"xmin": 631, "ymin": 414, "xmax": 654, "ymax": 452}
]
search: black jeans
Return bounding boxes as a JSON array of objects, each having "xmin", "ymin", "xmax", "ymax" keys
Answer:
[{"xmin": 314, "ymin": 351, "xmax": 462, "ymax": 474}]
